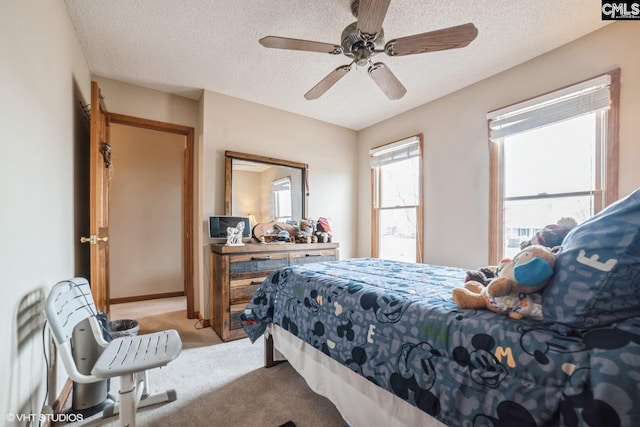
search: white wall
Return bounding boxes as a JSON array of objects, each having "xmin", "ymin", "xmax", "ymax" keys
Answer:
[
  {"xmin": 357, "ymin": 21, "xmax": 640, "ymax": 269},
  {"xmin": 0, "ymin": 0, "xmax": 91, "ymax": 416}
]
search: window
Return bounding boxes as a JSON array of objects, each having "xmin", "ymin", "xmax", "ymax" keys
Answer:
[
  {"xmin": 272, "ymin": 177, "xmax": 292, "ymax": 222},
  {"xmin": 371, "ymin": 135, "xmax": 423, "ymax": 262},
  {"xmin": 488, "ymin": 70, "xmax": 620, "ymax": 263}
]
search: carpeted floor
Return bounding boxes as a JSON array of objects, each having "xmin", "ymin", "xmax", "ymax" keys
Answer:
[{"xmin": 57, "ymin": 298, "xmax": 345, "ymax": 426}]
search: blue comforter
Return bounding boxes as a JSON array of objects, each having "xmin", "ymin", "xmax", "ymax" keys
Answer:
[{"xmin": 242, "ymin": 258, "xmax": 640, "ymax": 426}]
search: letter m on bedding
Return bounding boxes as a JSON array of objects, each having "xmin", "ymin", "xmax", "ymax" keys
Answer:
[{"xmin": 494, "ymin": 346, "xmax": 516, "ymax": 368}]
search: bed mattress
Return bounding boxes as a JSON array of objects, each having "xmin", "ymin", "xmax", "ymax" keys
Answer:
[{"xmin": 242, "ymin": 258, "xmax": 640, "ymax": 426}]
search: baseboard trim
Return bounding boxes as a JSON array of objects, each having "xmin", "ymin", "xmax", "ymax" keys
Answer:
[
  {"xmin": 54, "ymin": 378, "xmax": 73, "ymax": 413},
  {"xmin": 110, "ymin": 291, "xmax": 185, "ymax": 305},
  {"xmin": 198, "ymin": 311, "xmax": 211, "ymax": 328},
  {"xmin": 42, "ymin": 378, "xmax": 73, "ymax": 427}
]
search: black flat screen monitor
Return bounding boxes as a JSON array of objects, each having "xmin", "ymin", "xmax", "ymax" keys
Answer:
[{"xmin": 209, "ymin": 216, "xmax": 251, "ymax": 239}]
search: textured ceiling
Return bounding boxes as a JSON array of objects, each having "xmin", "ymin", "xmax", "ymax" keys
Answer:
[{"xmin": 64, "ymin": 0, "xmax": 610, "ymax": 130}]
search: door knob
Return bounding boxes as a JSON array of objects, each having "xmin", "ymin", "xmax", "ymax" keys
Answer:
[{"xmin": 80, "ymin": 235, "xmax": 109, "ymax": 245}]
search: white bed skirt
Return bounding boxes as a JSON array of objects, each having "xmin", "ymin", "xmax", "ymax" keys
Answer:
[{"xmin": 268, "ymin": 324, "xmax": 446, "ymax": 427}]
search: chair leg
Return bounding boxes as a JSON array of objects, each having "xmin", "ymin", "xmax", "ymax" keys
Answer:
[
  {"xmin": 105, "ymin": 389, "xmax": 177, "ymax": 418},
  {"xmin": 140, "ymin": 371, "xmax": 150, "ymax": 399},
  {"xmin": 118, "ymin": 373, "xmax": 137, "ymax": 427},
  {"xmin": 138, "ymin": 389, "xmax": 178, "ymax": 408},
  {"xmin": 103, "ymin": 370, "xmax": 177, "ymax": 422},
  {"xmin": 134, "ymin": 369, "xmax": 177, "ymax": 409}
]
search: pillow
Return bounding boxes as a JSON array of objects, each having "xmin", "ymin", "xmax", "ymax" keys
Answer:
[{"xmin": 542, "ymin": 188, "xmax": 640, "ymax": 329}]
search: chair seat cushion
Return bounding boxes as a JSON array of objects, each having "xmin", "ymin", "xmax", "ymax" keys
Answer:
[{"xmin": 92, "ymin": 329, "xmax": 182, "ymax": 378}]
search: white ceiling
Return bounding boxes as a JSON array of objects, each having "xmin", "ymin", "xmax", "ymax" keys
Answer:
[{"xmin": 64, "ymin": 0, "xmax": 610, "ymax": 131}]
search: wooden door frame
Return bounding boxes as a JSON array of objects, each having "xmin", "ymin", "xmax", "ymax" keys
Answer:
[
  {"xmin": 88, "ymin": 81, "xmax": 111, "ymax": 314},
  {"xmin": 108, "ymin": 113, "xmax": 196, "ymax": 319}
]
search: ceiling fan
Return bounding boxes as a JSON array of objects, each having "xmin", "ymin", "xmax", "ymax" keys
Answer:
[{"xmin": 259, "ymin": 0, "xmax": 478, "ymax": 100}]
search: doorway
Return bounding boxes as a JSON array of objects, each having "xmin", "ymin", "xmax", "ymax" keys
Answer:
[{"xmin": 108, "ymin": 113, "xmax": 195, "ymax": 318}]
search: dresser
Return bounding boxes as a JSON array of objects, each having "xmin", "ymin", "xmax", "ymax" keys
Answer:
[{"xmin": 209, "ymin": 242, "xmax": 339, "ymax": 341}]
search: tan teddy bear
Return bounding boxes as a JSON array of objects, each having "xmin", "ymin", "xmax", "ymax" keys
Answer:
[
  {"xmin": 297, "ymin": 219, "xmax": 317, "ymax": 244},
  {"xmin": 452, "ymin": 245, "xmax": 556, "ymax": 320}
]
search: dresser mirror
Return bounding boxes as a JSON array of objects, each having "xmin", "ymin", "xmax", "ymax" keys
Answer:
[{"xmin": 224, "ymin": 151, "xmax": 308, "ymax": 225}]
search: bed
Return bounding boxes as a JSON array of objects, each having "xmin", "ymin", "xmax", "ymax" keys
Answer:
[{"xmin": 241, "ymin": 189, "xmax": 640, "ymax": 427}]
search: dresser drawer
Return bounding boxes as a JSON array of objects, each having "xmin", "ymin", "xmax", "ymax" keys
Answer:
[
  {"xmin": 229, "ymin": 303, "xmax": 247, "ymax": 330},
  {"xmin": 211, "ymin": 242, "xmax": 339, "ymax": 342},
  {"xmin": 290, "ymin": 249, "xmax": 337, "ymax": 265},
  {"xmin": 229, "ymin": 276, "xmax": 266, "ymax": 304},
  {"xmin": 229, "ymin": 252, "xmax": 289, "ymax": 278}
]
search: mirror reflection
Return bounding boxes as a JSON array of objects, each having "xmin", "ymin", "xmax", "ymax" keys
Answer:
[{"xmin": 225, "ymin": 152, "xmax": 307, "ymax": 225}]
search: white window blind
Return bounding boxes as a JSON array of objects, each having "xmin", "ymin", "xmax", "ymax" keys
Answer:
[
  {"xmin": 272, "ymin": 177, "xmax": 291, "ymax": 191},
  {"xmin": 370, "ymin": 136, "xmax": 420, "ymax": 168},
  {"xmin": 487, "ymin": 74, "xmax": 611, "ymax": 141}
]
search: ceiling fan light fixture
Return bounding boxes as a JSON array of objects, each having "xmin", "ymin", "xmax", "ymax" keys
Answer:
[
  {"xmin": 259, "ymin": 0, "xmax": 477, "ymax": 100},
  {"xmin": 341, "ymin": 22, "xmax": 385, "ymax": 58}
]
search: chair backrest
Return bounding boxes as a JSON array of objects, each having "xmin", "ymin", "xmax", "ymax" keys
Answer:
[
  {"xmin": 44, "ymin": 278, "xmax": 109, "ymax": 384},
  {"xmin": 44, "ymin": 277, "xmax": 98, "ymax": 345}
]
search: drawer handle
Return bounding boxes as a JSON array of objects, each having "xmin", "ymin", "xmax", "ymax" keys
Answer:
[
  {"xmin": 306, "ymin": 253, "xmax": 322, "ymax": 257},
  {"xmin": 250, "ymin": 280, "xmax": 263, "ymax": 285},
  {"xmin": 251, "ymin": 255, "xmax": 272, "ymax": 261}
]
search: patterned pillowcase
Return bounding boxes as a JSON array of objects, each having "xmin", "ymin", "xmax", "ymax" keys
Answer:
[{"xmin": 542, "ymin": 188, "xmax": 640, "ymax": 329}]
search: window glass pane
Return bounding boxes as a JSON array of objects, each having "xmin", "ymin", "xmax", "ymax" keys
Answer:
[
  {"xmin": 504, "ymin": 113, "xmax": 597, "ymax": 197},
  {"xmin": 380, "ymin": 157, "xmax": 419, "ymax": 207},
  {"xmin": 503, "ymin": 195, "xmax": 593, "ymax": 258},
  {"xmin": 272, "ymin": 178, "xmax": 292, "ymax": 221},
  {"xmin": 379, "ymin": 208, "xmax": 416, "ymax": 262}
]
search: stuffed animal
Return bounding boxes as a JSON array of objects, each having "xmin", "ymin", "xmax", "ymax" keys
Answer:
[
  {"xmin": 464, "ymin": 266, "xmax": 498, "ymax": 286},
  {"xmin": 315, "ymin": 217, "xmax": 333, "ymax": 243},
  {"xmin": 297, "ymin": 219, "xmax": 317, "ymax": 243},
  {"xmin": 452, "ymin": 245, "xmax": 556, "ymax": 320},
  {"xmin": 520, "ymin": 217, "xmax": 577, "ymax": 249}
]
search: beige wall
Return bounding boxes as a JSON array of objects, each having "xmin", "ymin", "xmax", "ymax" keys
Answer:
[
  {"xmin": 91, "ymin": 77, "xmax": 203, "ymax": 309},
  {"xmin": 232, "ymin": 170, "xmax": 262, "ymax": 220},
  {"xmin": 357, "ymin": 22, "xmax": 640, "ymax": 268},
  {"xmin": 93, "ymin": 82, "xmax": 358, "ymax": 321},
  {"xmin": 109, "ymin": 124, "xmax": 185, "ymax": 299},
  {"xmin": 0, "ymin": 0, "xmax": 91, "ymax": 414},
  {"xmin": 201, "ymin": 90, "xmax": 359, "ymax": 317}
]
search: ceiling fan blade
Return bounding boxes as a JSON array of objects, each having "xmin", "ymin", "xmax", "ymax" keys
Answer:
[
  {"xmin": 259, "ymin": 36, "xmax": 342, "ymax": 54},
  {"xmin": 368, "ymin": 62, "xmax": 406, "ymax": 100},
  {"xmin": 385, "ymin": 23, "xmax": 478, "ymax": 56},
  {"xmin": 304, "ymin": 65, "xmax": 352, "ymax": 100},
  {"xmin": 356, "ymin": 0, "xmax": 391, "ymax": 37}
]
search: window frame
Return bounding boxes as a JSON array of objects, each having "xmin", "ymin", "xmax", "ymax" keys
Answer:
[
  {"xmin": 371, "ymin": 134, "xmax": 424, "ymax": 263},
  {"xmin": 271, "ymin": 176, "xmax": 292, "ymax": 222},
  {"xmin": 488, "ymin": 69, "xmax": 620, "ymax": 264}
]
